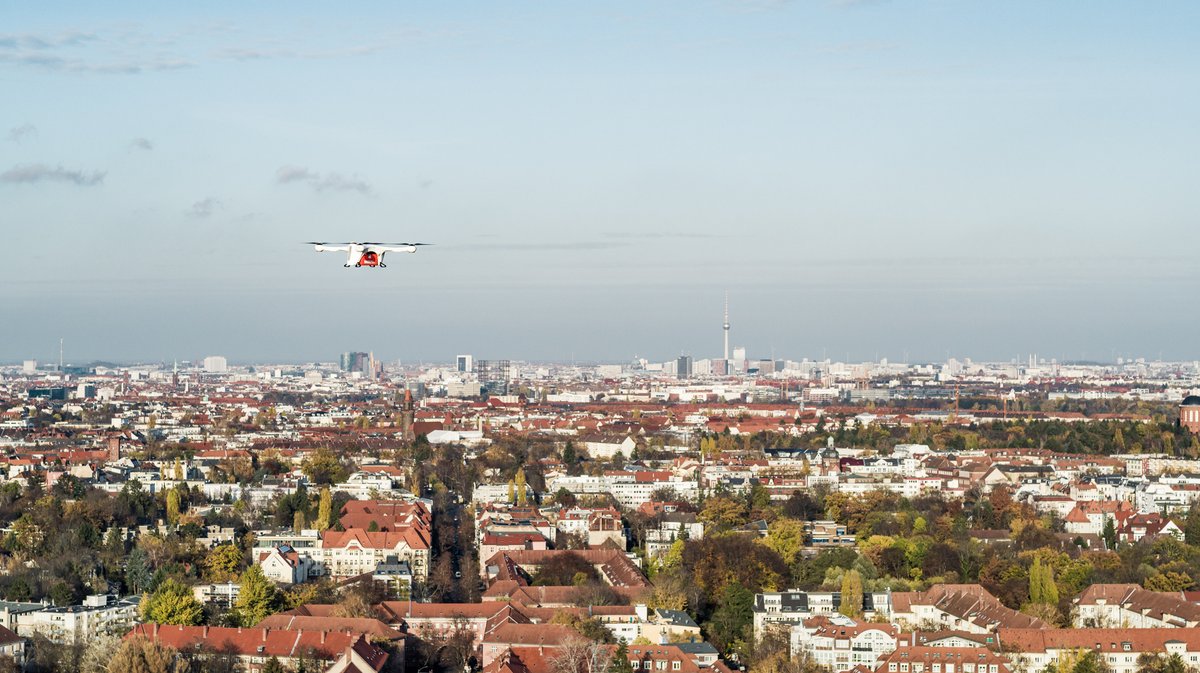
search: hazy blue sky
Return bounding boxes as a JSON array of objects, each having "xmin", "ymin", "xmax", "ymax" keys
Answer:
[{"xmin": 2, "ymin": 2, "xmax": 1198, "ymax": 365}]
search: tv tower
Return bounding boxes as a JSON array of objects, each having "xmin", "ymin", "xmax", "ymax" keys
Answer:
[{"xmin": 723, "ymin": 291, "xmax": 730, "ymax": 362}]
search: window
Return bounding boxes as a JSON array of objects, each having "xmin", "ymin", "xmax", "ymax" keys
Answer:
[{"xmin": 673, "ymin": 663, "xmax": 681, "ymax": 671}]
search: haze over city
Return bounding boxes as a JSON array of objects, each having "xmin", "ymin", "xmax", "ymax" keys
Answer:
[{"xmin": 2, "ymin": 2, "xmax": 1198, "ymax": 363}]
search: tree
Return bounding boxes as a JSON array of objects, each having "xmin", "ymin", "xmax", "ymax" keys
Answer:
[
  {"xmin": 610, "ymin": 641, "xmax": 634, "ymax": 673},
  {"xmin": 234, "ymin": 565, "xmax": 279, "ymax": 626},
  {"xmin": 839, "ymin": 569, "xmax": 863, "ymax": 618},
  {"xmin": 552, "ymin": 636, "xmax": 614, "ymax": 673},
  {"xmin": 698, "ymin": 496, "xmax": 750, "ymax": 530},
  {"xmin": 261, "ymin": 657, "xmax": 286, "ymax": 673},
  {"xmin": 1103, "ymin": 516, "xmax": 1119, "ymax": 550},
  {"xmin": 316, "ymin": 486, "xmax": 333, "ymax": 532},
  {"xmin": 126, "ymin": 547, "xmax": 154, "ymax": 595},
  {"xmin": 706, "ymin": 581, "xmax": 753, "ymax": 654},
  {"xmin": 1185, "ymin": 503, "xmax": 1200, "ymax": 547},
  {"xmin": 108, "ymin": 636, "xmax": 191, "ymax": 673},
  {"xmin": 515, "ymin": 468, "xmax": 528, "ymax": 505},
  {"xmin": 166, "ymin": 488, "xmax": 181, "ymax": 525},
  {"xmin": 761, "ymin": 518, "xmax": 805, "ymax": 565},
  {"xmin": 302, "ymin": 448, "xmax": 348, "ymax": 485},
  {"xmin": 1029, "ymin": 557, "xmax": 1045, "ymax": 604},
  {"xmin": 293, "ymin": 510, "xmax": 307, "ymax": 533},
  {"xmin": 80, "ymin": 631, "xmax": 124, "ymax": 673},
  {"xmin": 205, "ymin": 543, "xmax": 244, "ymax": 583},
  {"xmin": 140, "ymin": 578, "xmax": 204, "ymax": 625}
]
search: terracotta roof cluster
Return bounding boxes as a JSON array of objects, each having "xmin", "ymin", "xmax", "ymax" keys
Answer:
[
  {"xmin": 484, "ymin": 549, "xmax": 649, "ymax": 588},
  {"xmin": 1074, "ymin": 584, "xmax": 1200, "ymax": 626},
  {"xmin": 877, "ymin": 647, "xmax": 1013, "ymax": 673},
  {"xmin": 892, "ymin": 585, "xmax": 1047, "ymax": 631},
  {"xmin": 125, "ymin": 624, "xmax": 389, "ymax": 671},
  {"xmin": 338, "ymin": 499, "xmax": 431, "ymax": 535},
  {"xmin": 995, "ymin": 627, "xmax": 1200, "ymax": 653}
]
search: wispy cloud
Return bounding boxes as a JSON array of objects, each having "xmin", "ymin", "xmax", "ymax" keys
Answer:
[
  {"xmin": 1, "ymin": 163, "xmax": 105, "ymax": 186},
  {"xmin": 7, "ymin": 123, "xmax": 36, "ymax": 142},
  {"xmin": 0, "ymin": 31, "xmax": 98, "ymax": 50},
  {"xmin": 276, "ymin": 165, "xmax": 373, "ymax": 195},
  {"xmin": 187, "ymin": 197, "xmax": 221, "ymax": 218},
  {"xmin": 129, "ymin": 137, "xmax": 154, "ymax": 151}
]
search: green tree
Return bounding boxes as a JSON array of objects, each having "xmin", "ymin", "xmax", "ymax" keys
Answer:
[
  {"xmin": 316, "ymin": 486, "xmax": 333, "ymax": 532},
  {"xmin": 1185, "ymin": 504, "xmax": 1200, "ymax": 547},
  {"xmin": 1029, "ymin": 557, "xmax": 1045, "ymax": 604},
  {"xmin": 302, "ymin": 448, "xmax": 348, "ymax": 485},
  {"xmin": 261, "ymin": 657, "xmax": 286, "ymax": 673},
  {"xmin": 166, "ymin": 489, "xmax": 181, "ymax": 526},
  {"xmin": 140, "ymin": 579, "xmax": 204, "ymax": 625},
  {"xmin": 234, "ymin": 565, "xmax": 279, "ymax": 626},
  {"xmin": 1103, "ymin": 516, "xmax": 1119, "ymax": 550},
  {"xmin": 839, "ymin": 569, "xmax": 864, "ymax": 618},
  {"xmin": 205, "ymin": 543, "xmax": 244, "ymax": 583},
  {"xmin": 706, "ymin": 581, "xmax": 754, "ymax": 654},
  {"xmin": 610, "ymin": 641, "xmax": 634, "ymax": 673},
  {"xmin": 126, "ymin": 547, "xmax": 153, "ymax": 594}
]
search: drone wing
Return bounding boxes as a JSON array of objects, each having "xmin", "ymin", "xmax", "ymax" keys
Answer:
[
  {"xmin": 365, "ymin": 242, "xmax": 434, "ymax": 251},
  {"xmin": 306, "ymin": 242, "xmax": 353, "ymax": 253}
]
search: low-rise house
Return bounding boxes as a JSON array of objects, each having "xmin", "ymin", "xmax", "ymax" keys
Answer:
[
  {"xmin": 994, "ymin": 628, "xmax": 1200, "ymax": 673},
  {"xmin": 1073, "ymin": 584, "xmax": 1200, "ymax": 628},
  {"xmin": 0, "ymin": 626, "xmax": 25, "ymax": 667},
  {"xmin": 125, "ymin": 624, "xmax": 390, "ymax": 673},
  {"xmin": 890, "ymin": 585, "xmax": 1046, "ymax": 633},
  {"xmin": 259, "ymin": 544, "xmax": 315, "ymax": 585},
  {"xmin": 790, "ymin": 615, "xmax": 900, "ymax": 672},
  {"xmin": 875, "ymin": 646, "xmax": 1014, "ymax": 673}
]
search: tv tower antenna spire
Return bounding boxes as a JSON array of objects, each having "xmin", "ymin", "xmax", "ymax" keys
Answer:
[{"xmin": 723, "ymin": 291, "xmax": 730, "ymax": 362}]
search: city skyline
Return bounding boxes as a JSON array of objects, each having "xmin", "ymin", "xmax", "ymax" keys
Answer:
[{"xmin": 3, "ymin": 2, "xmax": 1198, "ymax": 362}]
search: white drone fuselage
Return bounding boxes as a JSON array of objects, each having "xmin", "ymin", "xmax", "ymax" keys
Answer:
[{"xmin": 311, "ymin": 242, "xmax": 420, "ymax": 268}]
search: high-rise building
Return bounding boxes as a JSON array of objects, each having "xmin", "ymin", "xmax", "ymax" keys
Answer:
[
  {"xmin": 677, "ymin": 355, "xmax": 693, "ymax": 380},
  {"xmin": 22, "ymin": 360, "xmax": 36, "ymax": 374},
  {"xmin": 340, "ymin": 351, "xmax": 379, "ymax": 378},
  {"xmin": 456, "ymin": 354, "xmax": 474, "ymax": 373},
  {"xmin": 203, "ymin": 356, "xmax": 228, "ymax": 373},
  {"xmin": 475, "ymin": 359, "xmax": 511, "ymax": 395}
]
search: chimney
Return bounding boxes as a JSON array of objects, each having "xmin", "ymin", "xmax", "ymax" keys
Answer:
[
  {"xmin": 203, "ymin": 626, "xmax": 208, "ymax": 638},
  {"xmin": 263, "ymin": 628, "xmax": 269, "ymax": 641},
  {"xmin": 152, "ymin": 623, "xmax": 158, "ymax": 638},
  {"xmin": 321, "ymin": 630, "xmax": 327, "ymax": 644}
]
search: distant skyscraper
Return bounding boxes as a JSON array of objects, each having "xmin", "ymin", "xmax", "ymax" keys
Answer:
[
  {"xmin": 723, "ymin": 291, "xmax": 730, "ymax": 362},
  {"xmin": 456, "ymin": 354, "xmax": 474, "ymax": 373},
  {"xmin": 202, "ymin": 355, "xmax": 228, "ymax": 373},
  {"xmin": 22, "ymin": 360, "xmax": 36, "ymax": 374},
  {"xmin": 340, "ymin": 351, "xmax": 370, "ymax": 373},
  {"xmin": 677, "ymin": 355, "xmax": 693, "ymax": 380},
  {"xmin": 475, "ymin": 359, "xmax": 511, "ymax": 395}
]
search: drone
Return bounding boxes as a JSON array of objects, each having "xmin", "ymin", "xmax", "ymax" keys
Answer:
[{"xmin": 306, "ymin": 241, "xmax": 432, "ymax": 268}]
